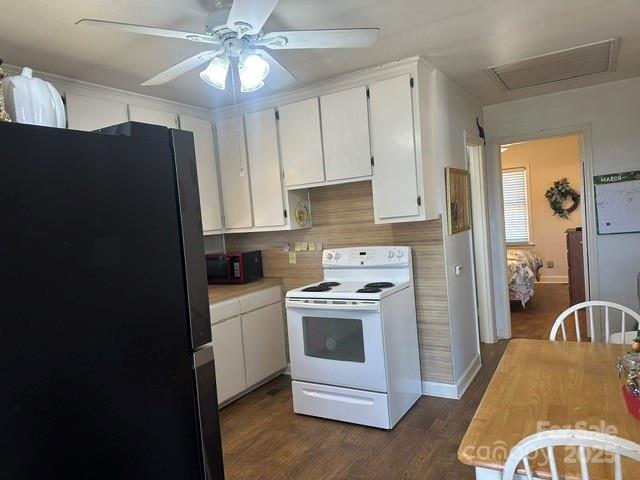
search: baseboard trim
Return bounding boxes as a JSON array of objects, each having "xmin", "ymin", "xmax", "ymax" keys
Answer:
[
  {"xmin": 456, "ymin": 354, "xmax": 482, "ymax": 399},
  {"xmin": 421, "ymin": 380, "xmax": 459, "ymax": 399},
  {"xmin": 421, "ymin": 354, "xmax": 482, "ymax": 400},
  {"xmin": 538, "ymin": 275, "xmax": 568, "ymax": 284}
]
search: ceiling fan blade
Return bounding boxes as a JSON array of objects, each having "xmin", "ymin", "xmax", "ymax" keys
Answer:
[
  {"xmin": 76, "ymin": 19, "xmax": 220, "ymax": 44},
  {"xmin": 226, "ymin": 0, "xmax": 279, "ymax": 37},
  {"xmin": 141, "ymin": 49, "xmax": 223, "ymax": 86},
  {"xmin": 260, "ymin": 28, "xmax": 380, "ymax": 49},
  {"xmin": 257, "ymin": 49, "xmax": 296, "ymax": 91}
]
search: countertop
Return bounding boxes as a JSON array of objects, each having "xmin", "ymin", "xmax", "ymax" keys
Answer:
[{"xmin": 208, "ymin": 277, "xmax": 283, "ymax": 304}]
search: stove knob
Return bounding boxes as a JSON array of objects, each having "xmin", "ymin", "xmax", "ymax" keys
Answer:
[
  {"xmin": 387, "ymin": 250, "xmax": 395, "ymax": 259},
  {"xmin": 326, "ymin": 252, "xmax": 333, "ymax": 260},
  {"xmin": 396, "ymin": 249, "xmax": 404, "ymax": 258},
  {"xmin": 334, "ymin": 252, "xmax": 341, "ymax": 260}
]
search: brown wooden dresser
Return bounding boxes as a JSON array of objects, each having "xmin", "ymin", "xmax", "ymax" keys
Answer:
[{"xmin": 566, "ymin": 228, "xmax": 585, "ymax": 305}]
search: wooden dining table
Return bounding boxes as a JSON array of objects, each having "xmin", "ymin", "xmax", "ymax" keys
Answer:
[{"xmin": 458, "ymin": 339, "xmax": 640, "ymax": 479}]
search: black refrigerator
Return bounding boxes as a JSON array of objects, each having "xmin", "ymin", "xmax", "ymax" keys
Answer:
[{"xmin": 0, "ymin": 121, "xmax": 224, "ymax": 479}]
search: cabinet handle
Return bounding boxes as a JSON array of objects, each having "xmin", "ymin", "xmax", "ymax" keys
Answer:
[{"xmin": 240, "ymin": 168, "xmax": 245, "ymax": 176}]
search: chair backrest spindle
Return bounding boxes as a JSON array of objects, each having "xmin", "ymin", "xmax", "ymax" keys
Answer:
[
  {"xmin": 549, "ymin": 301, "xmax": 640, "ymax": 344},
  {"xmin": 503, "ymin": 430, "xmax": 640, "ymax": 480}
]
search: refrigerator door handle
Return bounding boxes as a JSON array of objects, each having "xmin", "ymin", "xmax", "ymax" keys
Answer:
[{"xmin": 193, "ymin": 346, "xmax": 225, "ymax": 479}]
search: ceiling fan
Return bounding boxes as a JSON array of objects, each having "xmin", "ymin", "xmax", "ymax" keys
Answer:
[{"xmin": 76, "ymin": 0, "xmax": 380, "ymax": 93}]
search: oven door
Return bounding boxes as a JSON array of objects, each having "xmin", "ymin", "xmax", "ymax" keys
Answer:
[
  {"xmin": 205, "ymin": 255, "xmax": 230, "ymax": 283},
  {"xmin": 286, "ymin": 298, "xmax": 387, "ymax": 393}
]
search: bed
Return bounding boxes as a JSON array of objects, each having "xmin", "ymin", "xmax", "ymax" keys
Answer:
[{"xmin": 507, "ymin": 249, "xmax": 543, "ymax": 307}]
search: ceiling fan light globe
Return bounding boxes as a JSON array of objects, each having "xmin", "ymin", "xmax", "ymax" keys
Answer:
[
  {"xmin": 239, "ymin": 52, "xmax": 270, "ymax": 80},
  {"xmin": 240, "ymin": 78, "xmax": 265, "ymax": 93},
  {"xmin": 200, "ymin": 56, "xmax": 229, "ymax": 90}
]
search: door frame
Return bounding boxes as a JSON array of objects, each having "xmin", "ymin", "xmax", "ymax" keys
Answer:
[
  {"xmin": 464, "ymin": 132, "xmax": 497, "ymax": 343},
  {"xmin": 488, "ymin": 124, "xmax": 598, "ymax": 339}
]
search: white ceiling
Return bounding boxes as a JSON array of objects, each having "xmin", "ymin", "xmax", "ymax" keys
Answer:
[{"xmin": 2, "ymin": 0, "xmax": 640, "ymax": 109}]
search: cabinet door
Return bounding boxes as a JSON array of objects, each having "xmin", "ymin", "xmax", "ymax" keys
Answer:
[
  {"xmin": 179, "ymin": 115, "xmax": 223, "ymax": 232},
  {"xmin": 320, "ymin": 86, "xmax": 372, "ymax": 181},
  {"xmin": 216, "ymin": 116, "xmax": 253, "ymax": 229},
  {"xmin": 242, "ymin": 302, "xmax": 287, "ymax": 387},
  {"xmin": 245, "ymin": 109, "xmax": 285, "ymax": 227},
  {"xmin": 65, "ymin": 93, "xmax": 128, "ymax": 132},
  {"xmin": 369, "ymin": 75, "xmax": 420, "ymax": 220},
  {"xmin": 278, "ymin": 98, "xmax": 325, "ymax": 186},
  {"xmin": 212, "ymin": 316, "xmax": 246, "ymax": 404},
  {"xmin": 128, "ymin": 105, "xmax": 178, "ymax": 128}
]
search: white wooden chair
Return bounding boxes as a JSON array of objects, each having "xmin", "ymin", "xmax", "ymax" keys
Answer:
[
  {"xmin": 503, "ymin": 429, "xmax": 640, "ymax": 479},
  {"xmin": 548, "ymin": 301, "xmax": 640, "ymax": 343}
]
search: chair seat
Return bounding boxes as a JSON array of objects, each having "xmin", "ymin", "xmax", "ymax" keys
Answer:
[{"xmin": 609, "ymin": 331, "xmax": 638, "ymax": 344}]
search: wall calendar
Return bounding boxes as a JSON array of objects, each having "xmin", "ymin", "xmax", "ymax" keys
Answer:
[{"xmin": 594, "ymin": 170, "xmax": 640, "ymax": 235}]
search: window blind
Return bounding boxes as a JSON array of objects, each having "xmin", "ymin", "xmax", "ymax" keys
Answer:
[{"xmin": 502, "ymin": 168, "xmax": 530, "ymax": 244}]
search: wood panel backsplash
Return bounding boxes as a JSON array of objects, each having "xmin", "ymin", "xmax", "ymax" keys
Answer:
[{"xmin": 225, "ymin": 181, "xmax": 453, "ymax": 384}]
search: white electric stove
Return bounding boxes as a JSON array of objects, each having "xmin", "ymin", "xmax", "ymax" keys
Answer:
[{"xmin": 285, "ymin": 246, "xmax": 422, "ymax": 429}]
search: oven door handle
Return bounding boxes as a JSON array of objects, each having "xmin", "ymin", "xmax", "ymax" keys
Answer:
[{"xmin": 286, "ymin": 299, "xmax": 380, "ymax": 312}]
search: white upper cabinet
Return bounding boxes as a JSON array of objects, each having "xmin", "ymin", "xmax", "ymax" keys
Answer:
[
  {"xmin": 65, "ymin": 93, "xmax": 128, "ymax": 132},
  {"xmin": 128, "ymin": 105, "xmax": 178, "ymax": 128},
  {"xmin": 320, "ymin": 86, "xmax": 372, "ymax": 181},
  {"xmin": 277, "ymin": 98, "xmax": 325, "ymax": 187},
  {"xmin": 216, "ymin": 116, "xmax": 253, "ymax": 229},
  {"xmin": 178, "ymin": 114, "xmax": 223, "ymax": 233},
  {"xmin": 244, "ymin": 109, "xmax": 286, "ymax": 228},
  {"xmin": 369, "ymin": 74, "xmax": 421, "ymax": 222}
]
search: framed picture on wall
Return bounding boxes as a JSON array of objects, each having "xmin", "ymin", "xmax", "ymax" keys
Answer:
[{"xmin": 446, "ymin": 167, "xmax": 471, "ymax": 235}]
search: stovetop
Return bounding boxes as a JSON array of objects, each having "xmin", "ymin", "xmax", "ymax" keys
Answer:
[
  {"xmin": 288, "ymin": 280, "xmax": 411, "ymax": 300},
  {"xmin": 286, "ymin": 247, "xmax": 414, "ymax": 300}
]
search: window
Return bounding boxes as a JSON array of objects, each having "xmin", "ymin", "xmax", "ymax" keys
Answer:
[{"xmin": 502, "ymin": 167, "xmax": 531, "ymax": 244}]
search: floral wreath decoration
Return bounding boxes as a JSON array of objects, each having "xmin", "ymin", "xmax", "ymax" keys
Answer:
[{"xmin": 544, "ymin": 177, "xmax": 580, "ymax": 219}]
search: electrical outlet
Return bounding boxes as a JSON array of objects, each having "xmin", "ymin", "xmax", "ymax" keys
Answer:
[{"xmin": 547, "ymin": 260, "xmax": 554, "ymax": 269}]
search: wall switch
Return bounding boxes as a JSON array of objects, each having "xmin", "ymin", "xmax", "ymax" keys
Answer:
[
  {"xmin": 547, "ymin": 260, "xmax": 554, "ymax": 269},
  {"xmin": 455, "ymin": 265, "xmax": 464, "ymax": 276},
  {"xmin": 289, "ymin": 252, "xmax": 297, "ymax": 264}
]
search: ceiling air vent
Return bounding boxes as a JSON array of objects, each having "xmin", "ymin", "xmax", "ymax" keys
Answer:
[{"xmin": 486, "ymin": 38, "xmax": 619, "ymax": 91}]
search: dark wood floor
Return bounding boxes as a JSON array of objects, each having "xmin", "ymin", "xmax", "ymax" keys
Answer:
[
  {"xmin": 219, "ymin": 341, "xmax": 509, "ymax": 479},
  {"xmin": 510, "ymin": 283, "xmax": 571, "ymax": 339}
]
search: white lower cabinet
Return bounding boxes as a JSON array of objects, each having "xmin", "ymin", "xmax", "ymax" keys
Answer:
[
  {"xmin": 242, "ymin": 303, "xmax": 287, "ymax": 387},
  {"xmin": 211, "ymin": 315, "xmax": 246, "ymax": 404},
  {"xmin": 210, "ymin": 285, "xmax": 286, "ymax": 406}
]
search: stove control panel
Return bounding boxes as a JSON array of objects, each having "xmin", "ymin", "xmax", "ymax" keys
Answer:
[{"xmin": 323, "ymin": 246, "xmax": 410, "ymax": 267}]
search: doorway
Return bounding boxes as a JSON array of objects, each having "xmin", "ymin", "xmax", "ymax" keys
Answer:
[
  {"xmin": 490, "ymin": 127, "xmax": 596, "ymax": 340},
  {"xmin": 500, "ymin": 135, "xmax": 585, "ymax": 339}
]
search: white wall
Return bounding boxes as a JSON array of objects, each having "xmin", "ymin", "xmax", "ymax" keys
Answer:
[
  {"xmin": 484, "ymin": 77, "xmax": 640, "ymax": 323},
  {"xmin": 433, "ymin": 71, "xmax": 483, "ymax": 384}
]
